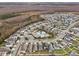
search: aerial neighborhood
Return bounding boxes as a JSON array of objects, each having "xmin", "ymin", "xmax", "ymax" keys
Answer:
[{"xmin": 0, "ymin": 2, "xmax": 79, "ymax": 56}]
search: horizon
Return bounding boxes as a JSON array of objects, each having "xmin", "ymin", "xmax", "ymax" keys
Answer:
[{"xmin": 0, "ymin": 2, "xmax": 79, "ymax": 5}]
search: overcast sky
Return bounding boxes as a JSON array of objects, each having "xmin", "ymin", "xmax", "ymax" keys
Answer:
[{"xmin": 0, "ymin": 0, "xmax": 79, "ymax": 2}]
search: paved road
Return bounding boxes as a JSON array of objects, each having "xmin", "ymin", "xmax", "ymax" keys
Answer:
[
  {"xmin": 53, "ymin": 20, "xmax": 79, "ymax": 42},
  {"xmin": 12, "ymin": 19, "xmax": 79, "ymax": 56},
  {"xmin": 11, "ymin": 36, "xmax": 25, "ymax": 56}
]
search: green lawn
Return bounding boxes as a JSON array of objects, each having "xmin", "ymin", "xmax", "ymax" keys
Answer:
[
  {"xmin": 32, "ymin": 50, "xmax": 49, "ymax": 54},
  {"xmin": 64, "ymin": 47, "xmax": 71, "ymax": 53},
  {"xmin": 75, "ymin": 49, "xmax": 79, "ymax": 54},
  {"xmin": 52, "ymin": 49, "xmax": 67, "ymax": 55},
  {"xmin": 69, "ymin": 44, "xmax": 77, "ymax": 50}
]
